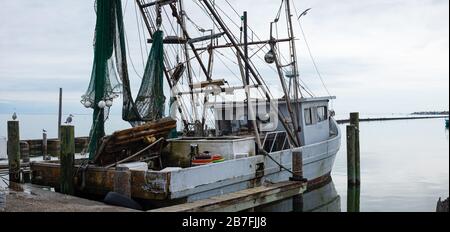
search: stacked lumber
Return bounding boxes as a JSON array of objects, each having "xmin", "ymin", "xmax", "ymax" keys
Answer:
[{"xmin": 93, "ymin": 118, "xmax": 177, "ymax": 167}]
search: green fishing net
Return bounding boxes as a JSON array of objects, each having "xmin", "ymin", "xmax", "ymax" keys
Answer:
[
  {"xmin": 135, "ymin": 30, "xmax": 166, "ymax": 122},
  {"xmin": 81, "ymin": 0, "xmax": 166, "ymax": 159}
]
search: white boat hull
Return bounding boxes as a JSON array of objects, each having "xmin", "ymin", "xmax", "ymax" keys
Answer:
[{"xmin": 171, "ymin": 119, "xmax": 342, "ymax": 202}]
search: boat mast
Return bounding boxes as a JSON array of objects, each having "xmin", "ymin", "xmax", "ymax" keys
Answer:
[
  {"xmin": 135, "ymin": 0, "xmax": 190, "ymax": 129},
  {"xmin": 285, "ymin": 0, "xmax": 302, "ymax": 135},
  {"xmin": 243, "ymin": 11, "xmax": 256, "ymax": 135},
  {"xmin": 269, "ymin": 40, "xmax": 302, "ymax": 146},
  {"xmin": 178, "ymin": 0, "xmax": 199, "ymax": 126},
  {"xmin": 201, "ymin": 0, "xmax": 300, "ymax": 147},
  {"xmin": 168, "ymin": 3, "xmax": 211, "ymax": 82}
]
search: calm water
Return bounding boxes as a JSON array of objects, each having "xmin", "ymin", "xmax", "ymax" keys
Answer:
[
  {"xmin": 1, "ymin": 114, "xmax": 448, "ymax": 212},
  {"xmin": 333, "ymin": 118, "xmax": 449, "ymax": 212}
]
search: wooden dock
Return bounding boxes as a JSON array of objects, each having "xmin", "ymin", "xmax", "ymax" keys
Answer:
[
  {"xmin": 2, "ymin": 184, "xmax": 137, "ymax": 212},
  {"xmin": 149, "ymin": 181, "xmax": 307, "ymax": 212},
  {"xmin": 1, "ymin": 181, "xmax": 307, "ymax": 212}
]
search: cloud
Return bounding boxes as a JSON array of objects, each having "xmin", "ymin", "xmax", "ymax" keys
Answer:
[{"xmin": 0, "ymin": 0, "xmax": 448, "ymax": 116}]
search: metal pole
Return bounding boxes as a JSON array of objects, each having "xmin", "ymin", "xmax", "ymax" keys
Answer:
[
  {"xmin": 201, "ymin": 0, "xmax": 299, "ymax": 147},
  {"xmin": 169, "ymin": 3, "xmax": 211, "ymax": 81},
  {"xmin": 58, "ymin": 88, "xmax": 62, "ymax": 140},
  {"xmin": 244, "ymin": 12, "xmax": 249, "ymax": 89},
  {"xmin": 178, "ymin": 0, "xmax": 197, "ymax": 123},
  {"xmin": 285, "ymin": 0, "xmax": 302, "ymax": 143},
  {"xmin": 244, "ymin": 12, "xmax": 251, "ymax": 132},
  {"xmin": 135, "ymin": 0, "xmax": 190, "ymax": 129},
  {"xmin": 269, "ymin": 43, "xmax": 302, "ymax": 145}
]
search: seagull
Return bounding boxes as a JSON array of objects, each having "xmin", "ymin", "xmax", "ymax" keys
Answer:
[
  {"xmin": 42, "ymin": 129, "xmax": 47, "ymax": 133},
  {"xmin": 65, "ymin": 114, "xmax": 74, "ymax": 124},
  {"xmin": 298, "ymin": 8, "xmax": 312, "ymax": 19},
  {"xmin": 12, "ymin": 112, "xmax": 17, "ymax": 121}
]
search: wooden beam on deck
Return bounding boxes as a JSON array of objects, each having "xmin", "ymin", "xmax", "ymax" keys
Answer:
[{"xmin": 149, "ymin": 181, "xmax": 307, "ymax": 212}]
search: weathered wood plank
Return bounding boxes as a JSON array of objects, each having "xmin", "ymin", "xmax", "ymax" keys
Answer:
[
  {"xmin": 347, "ymin": 125, "xmax": 357, "ymax": 185},
  {"xmin": 149, "ymin": 181, "xmax": 307, "ymax": 212},
  {"xmin": 30, "ymin": 163, "xmax": 170, "ymax": 200},
  {"xmin": 60, "ymin": 125, "xmax": 75, "ymax": 195},
  {"xmin": 7, "ymin": 121, "xmax": 21, "ymax": 183},
  {"xmin": 350, "ymin": 113, "xmax": 361, "ymax": 185}
]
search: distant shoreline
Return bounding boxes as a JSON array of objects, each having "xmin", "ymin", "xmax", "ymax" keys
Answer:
[
  {"xmin": 411, "ymin": 111, "xmax": 449, "ymax": 116},
  {"xmin": 337, "ymin": 115, "xmax": 449, "ymax": 124}
]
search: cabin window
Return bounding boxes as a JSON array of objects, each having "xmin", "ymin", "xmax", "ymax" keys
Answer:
[
  {"xmin": 317, "ymin": 106, "xmax": 328, "ymax": 122},
  {"xmin": 304, "ymin": 108, "xmax": 313, "ymax": 125}
]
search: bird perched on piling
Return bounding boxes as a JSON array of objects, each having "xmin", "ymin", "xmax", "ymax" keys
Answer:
[
  {"xmin": 65, "ymin": 114, "xmax": 74, "ymax": 124},
  {"xmin": 12, "ymin": 112, "xmax": 17, "ymax": 121},
  {"xmin": 42, "ymin": 129, "xmax": 47, "ymax": 133}
]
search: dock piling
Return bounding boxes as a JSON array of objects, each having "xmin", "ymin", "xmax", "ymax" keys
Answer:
[
  {"xmin": 7, "ymin": 121, "xmax": 21, "ymax": 184},
  {"xmin": 291, "ymin": 151, "xmax": 303, "ymax": 181},
  {"xmin": 20, "ymin": 141, "xmax": 30, "ymax": 183},
  {"xmin": 42, "ymin": 131, "xmax": 48, "ymax": 160},
  {"xmin": 20, "ymin": 141, "xmax": 30, "ymax": 163},
  {"xmin": 346, "ymin": 125, "xmax": 357, "ymax": 185},
  {"xmin": 291, "ymin": 151, "xmax": 305, "ymax": 212},
  {"xmin": 350, "ymin": 113, "xmax": 361, "ymax": 185},
  {"xmin": 60, "ymin": 125, "xmax": 75, "ymax": 195}
]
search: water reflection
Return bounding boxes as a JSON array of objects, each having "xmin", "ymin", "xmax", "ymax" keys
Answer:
[
  {"xmin": 299, "ymin": 180, "xmax": 341, "ymax": 212},
  {"xmin": 347, "ymin": 185, "xmax": 360, "ymax": 212},
  {"xmin": 256, "ymin": 180, "xmax": 341, "ymax": 212}
]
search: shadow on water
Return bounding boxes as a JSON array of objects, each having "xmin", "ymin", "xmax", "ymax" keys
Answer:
[{"xmin": 255, "ymin": 179, "xmax": 343, "ymax": 212}]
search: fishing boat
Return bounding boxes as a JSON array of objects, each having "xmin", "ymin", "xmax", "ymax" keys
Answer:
[{"xmin": 31, "ymin": 0, "xmax": 341, "ymax": 208}]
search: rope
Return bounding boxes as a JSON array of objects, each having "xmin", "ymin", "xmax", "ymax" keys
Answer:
[
  {"xmin": 261, "ymin": 150, "xmax": 295, "ymax": 175},
  {"xmin": 0, "ymin": 176, "xmax": 8, "ymax": 188}
]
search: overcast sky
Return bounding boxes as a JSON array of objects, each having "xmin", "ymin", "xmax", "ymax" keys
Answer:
[{"xmin": 0, "ymin": 0, "xmax": 448, "ymax": 116}]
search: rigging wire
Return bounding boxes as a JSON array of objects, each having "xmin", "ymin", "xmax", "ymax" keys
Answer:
[
  {"xmin": 135, "ymin": 3, "xmax": 194, "ymax": 123},
  {"xmin": 215, "ymin": 50, "xmax": 244, "ymax": 84},
  {"xmin": 124, "ymin": 31, "xmax": 144, "ymax": 79},
  {"xmin": 231, "ymin": 0, "xmax": 312, "ymax": 98},
  {"xmin": 150, "ymin": 4, "xmax": 205, "ymax": 122},
  {"xmin": 212, "ymin": 1, "xmax": 290, "ymax": 98},
  {"xmin": 122, "ymin": 0, "xmax": 144, "ymax": 79},
  {"xmin": 134, "ymin": 1, "xmax": 147, "ymax": 69},
  {"xmin": 222, "ymin": 0, "xmax": 290, "ymax": 65},
  {"xmin": 291, "ymin": 1, "xmax": 332, "ymax": 97},
  {"xmin": 201, "ymin": 1, "xmax": 272, "ymax": 99}
]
